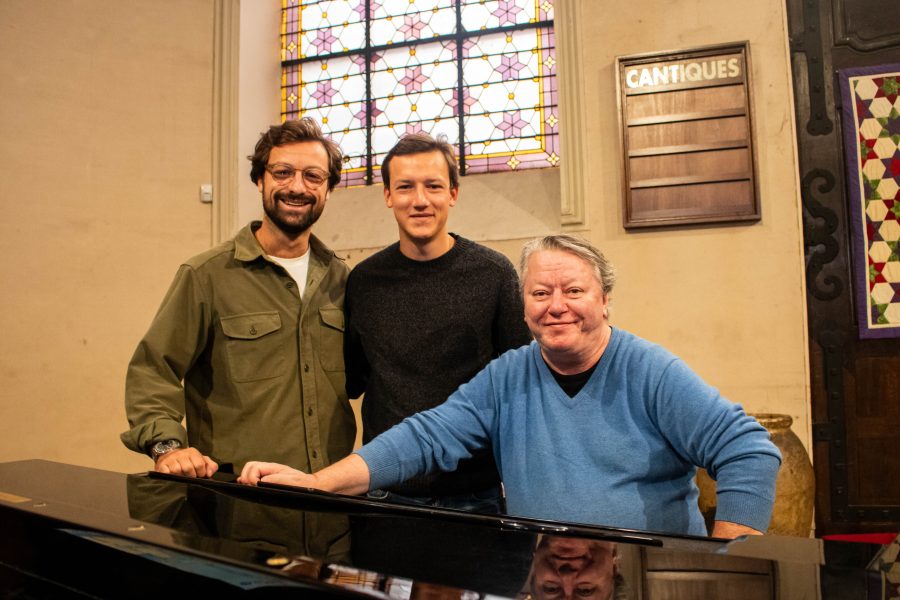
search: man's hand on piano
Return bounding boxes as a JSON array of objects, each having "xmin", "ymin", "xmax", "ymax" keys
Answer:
[
  {"xmin": 711, "ymin": 520, "xmax": 764, "ymax": 539},
  {"xmin": 238, "ymin": 462, "xmax": 316, "ymax": 487},
  {"xmin": 155, "ymin": 447, "xmax": 218, "ymax": 478},
  {"xmin": 239, "ymin": 455, "xmax": 371, "ymax": 495}
]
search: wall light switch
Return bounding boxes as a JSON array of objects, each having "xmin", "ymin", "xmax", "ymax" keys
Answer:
[{"xmin": 199, "ymin": 184, "xmax": 213, "ymax": 203}]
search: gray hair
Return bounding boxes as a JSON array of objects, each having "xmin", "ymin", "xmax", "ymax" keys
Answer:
[
  {"xmin": 518, "ymin": 536, "xmax": 628, "ymax": 600},
  {"xmin": 519, "ymin": 235, "xmax": 617, "ymax": 295}
]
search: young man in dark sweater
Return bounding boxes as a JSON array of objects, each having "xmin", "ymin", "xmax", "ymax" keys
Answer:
[{"xmin": 344, "ymin": 133, "xmax": 532, "ymax": 512}]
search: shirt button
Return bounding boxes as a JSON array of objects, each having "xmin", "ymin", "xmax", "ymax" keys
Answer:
[
  {"xmin": 249, "ymin": 326, "xmax": 257, "ymax": 335},
  {"xmin": 286, "ymin": 281, "xmax": 294, "ymax": 289},
  {"xmin": 307, "ymin": 407, "xmax": 313, "ymax": 416},
  {"xmin": 304, "ymin": 364, "xmax": 310, "ymax": 372},
  {"xmin": 312, "ymin": 450, "xmax": 318, "ymax": 459}
]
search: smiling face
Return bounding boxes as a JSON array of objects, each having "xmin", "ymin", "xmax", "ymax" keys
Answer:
[
  {"xmin": 523, "ymin": 249, "xmax": 611, "ymax": 373},
  {"xmin": 383, "ymin": 150, "xmax": 458, "ymax": 257},
  {"xmin": 257, "ymin": 141, "xmax": 331, "ymax": 238}
]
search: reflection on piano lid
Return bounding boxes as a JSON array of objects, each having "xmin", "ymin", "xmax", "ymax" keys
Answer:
[{"xmin": 0, "ymin": 460, "xmax": 897, "ymax": 599}]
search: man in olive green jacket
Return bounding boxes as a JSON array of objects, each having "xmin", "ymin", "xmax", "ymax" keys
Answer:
[{"xmin": 121, "ymin": 118, "xmax": 355, "ymax": 478}]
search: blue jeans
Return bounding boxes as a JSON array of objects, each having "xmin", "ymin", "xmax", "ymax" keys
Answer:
[{"xmin": 366, "ymin": 485, "xmax": 504, "ymax": 514}]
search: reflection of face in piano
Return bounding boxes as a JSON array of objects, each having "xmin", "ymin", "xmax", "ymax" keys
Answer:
[{"xmin": 530, "ymin": 536, "xmax": 619, "ymax": 600}]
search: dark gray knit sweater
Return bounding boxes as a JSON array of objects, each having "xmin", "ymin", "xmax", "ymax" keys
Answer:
[{"xmin": 344, "ymin": 234, "xmax": 532, "ymax": 496}]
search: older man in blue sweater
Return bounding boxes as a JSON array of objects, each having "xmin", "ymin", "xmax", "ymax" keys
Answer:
[{"xmin": 240, "ymin": 235, "xmax": 781, "ymax": 538}]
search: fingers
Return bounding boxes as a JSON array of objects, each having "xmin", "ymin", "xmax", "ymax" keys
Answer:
[
  {"xmin": 238, "ymin": 461, "xmax": 284, "ymax": 486},
  {"xmin": 238, "ymin": 462, "xmax": 305, "ymax": 486},
  {"xmin": 238, "ymin": 461, "xmax": 263, "ymax": 486},
  {"xmin": 203, "ymin": 456, "xmax": 219, "ymax": 477},
  {"xmin": 155, "ymin": 448, "xmax": 217, "ymax": 478}
]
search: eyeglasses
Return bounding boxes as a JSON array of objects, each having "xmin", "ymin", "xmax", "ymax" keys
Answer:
[{"xmin": 265, "ymin": 164, "xmax": 330, "ymax": 189}]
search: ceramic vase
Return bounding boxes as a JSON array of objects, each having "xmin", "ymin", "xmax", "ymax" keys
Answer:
[{"xmin": 696, "ymin": 413, "xmax": 815, "ymax": 537}]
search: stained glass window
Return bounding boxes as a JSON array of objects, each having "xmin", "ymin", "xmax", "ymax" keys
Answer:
[{"xmin": 281, "ymin": 0, "xmax": 558, "ymax": 187}]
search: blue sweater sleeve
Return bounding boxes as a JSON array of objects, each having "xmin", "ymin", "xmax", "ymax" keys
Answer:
[
  {"xmin": 651, "ymin": 357, "xmax": 782, "ymax": 532},
  {"xmin": 355, "ymin": 365, "xmax": 497, "ymax": 490}
]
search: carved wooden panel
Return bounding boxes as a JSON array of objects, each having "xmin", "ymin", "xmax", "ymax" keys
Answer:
[
  {"xmin": 787, "ymin": 0, "xmax": 900, "ymax": 533},
  {"xmin": 833, "ymin": 0, "xmax": 900, "ymax": 51}
]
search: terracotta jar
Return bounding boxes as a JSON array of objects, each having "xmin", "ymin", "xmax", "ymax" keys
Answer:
[{"xmin": 696, "ymin": 413, "xmax": 815, "ymax": 537}]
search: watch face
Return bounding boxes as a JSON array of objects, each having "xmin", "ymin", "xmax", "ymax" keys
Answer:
[{"xmin": 152, "ymin": 440, "xmax": 181, "ymax": 458}]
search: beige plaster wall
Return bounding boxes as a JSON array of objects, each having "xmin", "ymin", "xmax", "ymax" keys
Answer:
[
  {"xmin": 0, "ymin": 0, "xmax": 215, "ymax": 473},
  {"xmin": 561, "ymin": 0, "xmax": 811, "ymax": 450},
  {"xmin": 313, "ymin": 168, "xmax": 562, "ymax": 250}
]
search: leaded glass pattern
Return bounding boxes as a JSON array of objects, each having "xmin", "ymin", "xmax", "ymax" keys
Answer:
[{"xmin": 281, "ymin": 0, "xmax": 558, "ymax": 187}]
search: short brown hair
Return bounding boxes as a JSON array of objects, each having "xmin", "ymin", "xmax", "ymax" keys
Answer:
[
  {"xmin": 248, "ymin": 118, "xmax": 343, "ymax": 190},
  {"xmin": 381, "ymin": 133, "xmax": 459, "ymax": 189}
]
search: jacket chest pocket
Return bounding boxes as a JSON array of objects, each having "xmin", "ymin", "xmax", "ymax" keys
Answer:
[
  {"xmin": 220, "ymin": 312, "xmax": 286, "ymax": 382},
  {"xmin": 317, "ymin": 306, "xmax": 345, "ymax": 372}
]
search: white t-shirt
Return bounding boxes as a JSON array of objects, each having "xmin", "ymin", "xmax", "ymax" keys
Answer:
[{"xmin": 269, "ymin": 251, "xmax": 311, "ymax": 299}]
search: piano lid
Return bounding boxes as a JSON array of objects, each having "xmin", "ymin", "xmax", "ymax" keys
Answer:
[{"xmin": 0, "ymin": 459, "xmax": 896, "ymax": 599}]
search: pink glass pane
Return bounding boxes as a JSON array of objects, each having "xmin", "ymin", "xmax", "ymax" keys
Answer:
[
  {"xmin": 460, "ymin": 0, "xmax": 549, "ymax": 30},
  {"xmin": 371, "ymin": 0, "xmax": 456, "ymax": 46}
]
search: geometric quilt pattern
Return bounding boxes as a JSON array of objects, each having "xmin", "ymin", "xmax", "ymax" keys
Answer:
[
  {"xmin": 839, "ymin": 64, "xmax": 900, "ymax": 339},
  {"xmin": 879, "ymin": 535, "xmax": 900, "ymax": 600}
]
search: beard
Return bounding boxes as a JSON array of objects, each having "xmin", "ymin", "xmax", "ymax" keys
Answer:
[{"xmin": 263, "ymin": 190, "xmax": 324, "ymax": 236}]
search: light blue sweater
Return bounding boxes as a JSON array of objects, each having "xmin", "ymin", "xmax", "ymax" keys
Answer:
[{"xmin": 356, "ymin": 328, "xmax": 781, "ymax": 535}]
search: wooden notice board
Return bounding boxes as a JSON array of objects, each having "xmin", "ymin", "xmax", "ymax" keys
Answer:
[{"xmin": 616, "ymin": 42, "xmax": 759, "ymax": 229}]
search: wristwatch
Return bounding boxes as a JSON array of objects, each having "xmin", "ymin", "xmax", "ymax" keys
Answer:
[{"xmin": 149, "ymin": 439, "xmax": 182, "ymax": 462}]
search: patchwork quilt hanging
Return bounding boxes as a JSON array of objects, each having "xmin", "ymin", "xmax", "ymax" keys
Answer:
[{"xmin": 838, "ymin": 63, "xmax": 900, "ymax": 339}]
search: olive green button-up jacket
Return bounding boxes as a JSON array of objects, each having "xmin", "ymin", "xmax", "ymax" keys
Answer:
[{"xmin": 121, "ymin": 222, "xmax": 355, "ymax": 473}]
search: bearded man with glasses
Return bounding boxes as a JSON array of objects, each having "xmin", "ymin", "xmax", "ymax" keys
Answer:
[{"xmin": 121, "ymin": 118, "xmax": 355, "ymax": 480}]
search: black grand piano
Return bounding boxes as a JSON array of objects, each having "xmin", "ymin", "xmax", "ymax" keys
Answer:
[{"xmin": 1, "ymin": 460, "xmax": 897, "ymax": 599}]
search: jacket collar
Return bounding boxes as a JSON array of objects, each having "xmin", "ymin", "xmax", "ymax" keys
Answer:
[{"xmin": 233, "ymin": 221, "xmax": 335, "ymax": 265}]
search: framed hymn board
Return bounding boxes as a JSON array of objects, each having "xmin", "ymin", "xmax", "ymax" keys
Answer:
[{"xmin": 616, "ymin": 42, "xmax": 759, "ymax": 229}]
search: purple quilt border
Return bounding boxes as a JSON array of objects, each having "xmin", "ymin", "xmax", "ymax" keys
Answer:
[{"xmin": 837, "ymin": 63, "xmax": 900, "ymax": 339}]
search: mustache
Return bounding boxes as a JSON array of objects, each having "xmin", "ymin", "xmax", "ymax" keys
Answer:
[{"xmin": 274, "ymin": 191, "xmax": 317, "ymax": 204}]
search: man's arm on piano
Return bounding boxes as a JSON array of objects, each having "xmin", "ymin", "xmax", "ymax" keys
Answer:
[{"xmin": 238, "ymin": 454, "xmax": 371, "ymax": 496}]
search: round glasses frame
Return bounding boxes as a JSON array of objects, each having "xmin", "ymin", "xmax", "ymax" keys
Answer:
[{"xmin": 265, "ymin": 164, "xmax": 329, "ymax": 189}]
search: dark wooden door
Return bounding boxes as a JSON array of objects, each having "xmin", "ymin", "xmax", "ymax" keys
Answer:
[{"xmin": 786, "ymin": 0, "xmax": 900, "ymax": 534}]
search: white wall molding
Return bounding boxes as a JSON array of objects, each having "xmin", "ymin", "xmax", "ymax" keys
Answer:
[
  {"xmin": 555, "ymin": 0, "xmax": 587, "ymax": 227},
  {"xmin": 211, "ymin": 0, "xmax": 240, "ymax": 243}
]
